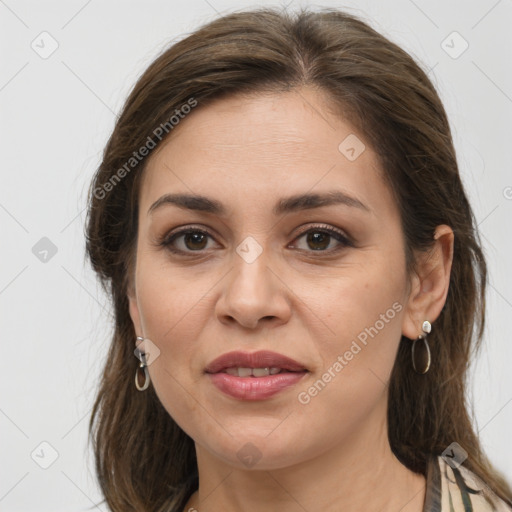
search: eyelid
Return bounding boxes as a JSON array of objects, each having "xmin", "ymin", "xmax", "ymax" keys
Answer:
[{"xmin": 292, "ymin": 223, "xmax": 349, "ymax": 242}]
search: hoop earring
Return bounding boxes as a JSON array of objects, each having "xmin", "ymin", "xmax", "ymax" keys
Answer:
[
  {"xmin": 135, "ymin": 336, "xmax": 150, "ymax": 391},
  {"xmin": 412, "ymin": 320, "xmax": 431, "ymax": 374}
]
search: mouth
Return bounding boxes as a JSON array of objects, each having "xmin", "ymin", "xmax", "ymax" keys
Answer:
[
  {"xmin": 221, "ymin": 367, "xmax": 299, "ymax": 377},
  {"xmin": 204, "ymin": 350, "xmax": 308, "ymax": 375},
  {"xmin": 204, "ymin": 350, "xmax": 309, "ymax": 400}
]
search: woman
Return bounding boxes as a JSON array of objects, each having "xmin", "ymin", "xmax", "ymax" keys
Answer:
[{"xmin": 85, "ymin": 7, "xmax": 512, "ymax": 512}]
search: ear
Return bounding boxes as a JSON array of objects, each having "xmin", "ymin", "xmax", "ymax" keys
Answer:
[
  {"xmin": 401, "ymin": 224, "xmax": 454, "ymax": 340},
  {"xmin": 127, "ymin": 280, "xmax": 143, "ymax": 338}
]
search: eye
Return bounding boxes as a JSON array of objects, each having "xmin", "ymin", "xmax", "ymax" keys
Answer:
[
  {"xmin": 290, "ymin": 224, "xmax": 353, "ymax": 253},
  {"xmin": 158, "ymin": 223, "xmax": 353, "ymax": 255},
  {"xmin": 159, "ymin": 226, "xmax": 216, "ymax": 254}
]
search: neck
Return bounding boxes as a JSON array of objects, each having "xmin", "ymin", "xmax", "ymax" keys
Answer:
[{"xmin": 183, "ymin": 400, "xmax": 426, "ymax": 512}]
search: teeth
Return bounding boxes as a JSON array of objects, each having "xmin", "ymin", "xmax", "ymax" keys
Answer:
[
  {"xmin": 252, "ymin": 367, "xmax": 270, "ymax": 377},
  {"xmin": 224, "ymin": 367, "xmax": 284, "ymax": 377},
  {"xmin": 238, "ymin": 367, "xmax": 253, "ymax": 377}
]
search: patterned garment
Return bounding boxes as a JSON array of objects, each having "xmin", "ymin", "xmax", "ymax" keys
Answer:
[{"xmin": 423, "ymin": 454, "xmax": 512, "ymax": 511}]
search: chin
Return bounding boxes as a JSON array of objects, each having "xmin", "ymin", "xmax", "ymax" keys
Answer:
[{"xmin": 201, "ymin": 430, "xmax": 309, "ymax": 471}]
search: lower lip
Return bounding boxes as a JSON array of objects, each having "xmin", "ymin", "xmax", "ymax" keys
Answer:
[{"xmin": 207, "ymin": 371, "xmax": 307, "ymax": 400}]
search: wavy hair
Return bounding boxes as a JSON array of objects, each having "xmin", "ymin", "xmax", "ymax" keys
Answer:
[{"xmin": 85, "ymin": 7, "xmax": 512, "ymax": 511}]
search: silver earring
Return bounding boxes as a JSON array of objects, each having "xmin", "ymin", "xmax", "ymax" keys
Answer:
[
  {"xmin": 411, "ymin": 320, "xmax": 431, "ymax": 374},
  {"xmin": 135, "ymin": 336, "xmax": 150, "ymax": 391}
]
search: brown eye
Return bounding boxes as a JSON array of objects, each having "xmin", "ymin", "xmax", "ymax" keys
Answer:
[
  {"xmin": 162, "ymin": 229, "xmax": 214, "ymax": 253},
  {"xmin": 305, "ymin": 231, "xmax": 331, "ymax": 251},
  {"xmin": 181, "ymin": 231, "xmax": 209, "ymax": 251},
  {"xmin": 291, "ymin": 225, "xmax": 352, "ymax": 253}
]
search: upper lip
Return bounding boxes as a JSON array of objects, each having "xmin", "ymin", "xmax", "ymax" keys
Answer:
[{"xmin": 205, "ymin": 350, "xmax": 308, "ymax": 374}]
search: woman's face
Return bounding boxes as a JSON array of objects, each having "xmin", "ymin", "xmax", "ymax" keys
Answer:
[{"xmin": 128, "ymin": 87, "xmax": 420, "ymax": 470}]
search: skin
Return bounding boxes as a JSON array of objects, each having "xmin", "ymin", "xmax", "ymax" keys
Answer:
[{"xmin": 127, "ymin": 86, "xmax": 454, "ymax": 512}]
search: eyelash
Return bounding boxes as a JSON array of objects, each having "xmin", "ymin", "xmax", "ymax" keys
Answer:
[{"xmin": 157, "ymin": 223, "xmax": 353, "ymax": 256}]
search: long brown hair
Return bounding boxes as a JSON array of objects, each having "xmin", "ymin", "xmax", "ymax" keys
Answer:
[{"xmin": 85, "ymin": 7, "xmax": 512, "ymax": 511}]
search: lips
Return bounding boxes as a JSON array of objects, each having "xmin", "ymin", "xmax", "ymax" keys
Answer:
[
  {"xmin": 204, "ymin": 350, "xmax": 308, "ymax": 374},
  {"xmin": 205, "ymin": 350, "xmax": 309, "ymax": 400}
]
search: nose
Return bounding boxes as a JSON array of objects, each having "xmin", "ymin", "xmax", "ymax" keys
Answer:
[{"xmin": 215, "ymin": 243, "xmax": 292, "ymax": 330}]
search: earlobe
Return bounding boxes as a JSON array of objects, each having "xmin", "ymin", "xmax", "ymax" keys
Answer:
[{"xmin": 401, "ymin": 224, "xmax": 454, "ymax": 340}]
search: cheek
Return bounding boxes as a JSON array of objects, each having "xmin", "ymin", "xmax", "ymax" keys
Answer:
[
  {"xmin": 314, "ymin": 256, "xmax": 406, "ymax": 383},
  {"xmin": 136, "ymin": 254, "xmax": 207, "ymax": 343},
  {"xmin": 134, "ymin": 256, "xmax": 217, "ymax": 410}
]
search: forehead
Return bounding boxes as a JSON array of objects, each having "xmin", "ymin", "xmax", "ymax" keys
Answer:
[{"xmin": 139, "ymin": 88, "xmax": 394, "ymax": 220}]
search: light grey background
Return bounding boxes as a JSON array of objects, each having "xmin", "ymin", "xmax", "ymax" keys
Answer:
[{"xmin": 1, "ymin": 1, "xmax": 511, "ymax": 510}]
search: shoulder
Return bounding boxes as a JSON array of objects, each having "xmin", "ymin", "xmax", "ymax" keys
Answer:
[{"xmin": 423, "ymin": 454, "xmax": 512, "ymax": 512}]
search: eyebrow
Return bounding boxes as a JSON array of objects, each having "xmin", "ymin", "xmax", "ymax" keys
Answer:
[{"xmin": 147, "ymin": 190, "xmax": 371, "ymax": 217}]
